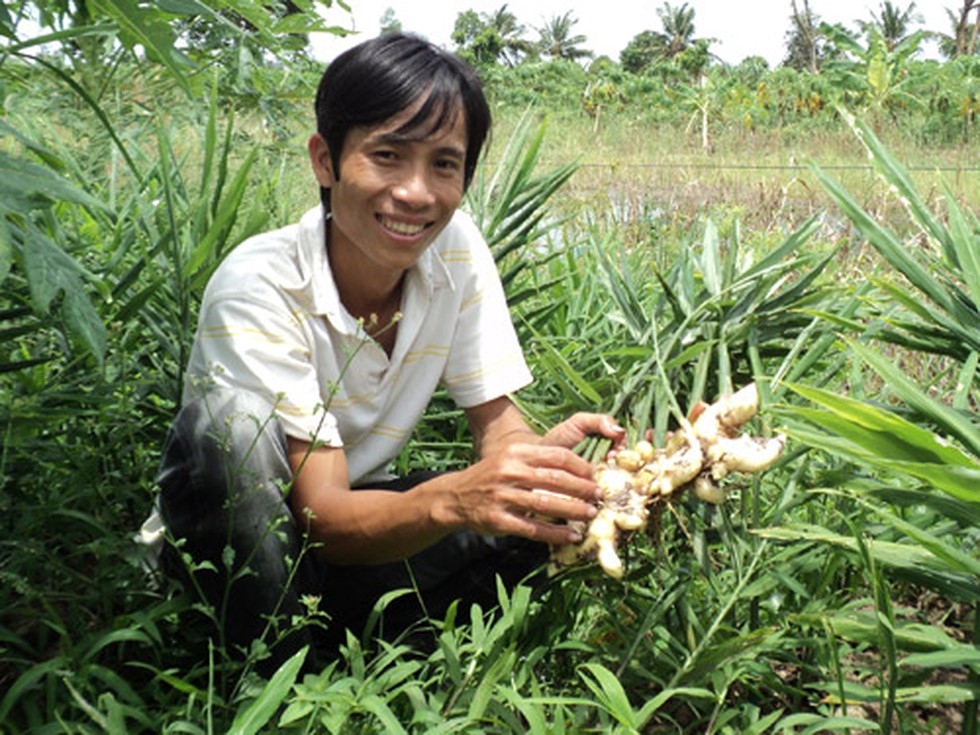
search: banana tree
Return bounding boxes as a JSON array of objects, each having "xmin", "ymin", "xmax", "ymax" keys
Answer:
[{"xmin": 821, "ymin": 22, "xmax": 927, "ymax": 118}]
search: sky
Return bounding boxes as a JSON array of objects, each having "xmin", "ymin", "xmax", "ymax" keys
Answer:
[{"xmin": 310, "ymin": 0, "xmax": 952, "ymax": 67}]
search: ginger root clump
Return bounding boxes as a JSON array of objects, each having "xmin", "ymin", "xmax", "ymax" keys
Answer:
[{"xmin": 549, "ymin": 383, "xmax": 785, "ymax": 579}]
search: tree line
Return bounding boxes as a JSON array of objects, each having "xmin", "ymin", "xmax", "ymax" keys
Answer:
[
  {"xmin": 374, "ymin": 1, "xmax": 980, "ymax": 76},
  {"xmin": 379, "ymin": 1, "xmax": 978, "ymax": 148}
]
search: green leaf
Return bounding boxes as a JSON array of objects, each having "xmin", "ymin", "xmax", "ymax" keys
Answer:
[
  {"xmin": 878, "ymin": 462, "xmax": 980, "ymax": 503},
  {"xmin": 782, "ymin": 411, "xmax": 980, "ymax": 503},
  {"xmin": 271, "ymin": 13, "xmax": 327, "ymax": 34},
  {"xmin": 0, "ymin": 216, "xmax": 11, "ymax": 283},
  {"xmin": 812, "ymin": 164, "xmax": 962, "ymax": 320},
  {"xmin": 775, "ymin": 712, "xmax": 879, "ymax": 733},
  {"xmin": 89, "ymin": 0, "xmax": 192, "ymax": 94},
  {"xmin": 785, "ymin": 380, "xmax": 978, "ymax": 466},
  {"xmin": 0, "ymin": 151, "xmax": 106, "ymax": 211},
  {"xmin": 860, "ymin": 495, "xmax": 980, "ymax": 577},
  {"xmin": 757, "ymin": 524, "xmax": 980, "ymax": 601},
  {"xmin": 578, "ymin": 662, "xmax": 638, "ymax": 728},
  {"xmin": 891, "ymin": 684, "xmax": 980, "ymax": 704},
  {"xmin": 870, "ymin": 275, "xmax": 977, "ymax": 357},
  {"xmin": 846, "ymin": 112, "xmax": 949, "ymax": 250},
  {"xmin": 63, "ymin": 286, "xmax": 108, "ymax": 366},
  {"xmin": 822, "ymin": 609, "xmax": 965, "ymax": 652},
  {"xmin": 466, "ymin": 111, "xmax": 577, "ymax": 296},
  {"xmin": 467, "ymin": 649, "xmax": 515, "ymax": 721},
  {"xmin": 17, "ymin": 225, "xmax": 106, "ymax": 362},
  {"xmin": 944, "ymin": 190, "xmax": 980, "ymax": 320},
  {"xmin": 700, "ymin": 218, "xmax": 721, "ymax": 297},
  {"xmin": 154, "ymin": 0, "xmax": 215, "ymax": 13},
  {"xmin": 636, "ymin": 686, "xmax": 716, "ymax": 726},
  {"xmin": 0, "ymin": 656, "xmax": 71, "ymax": 723},
  {"xmin": 784, "ymin": 400, "xmax": 972, "ymax": 468},
  {"xmin": 524, "ymin": 320, "xmax": 604, "ymax": 407},
  {"xmin": 820, "ymin": 678, "xmax": 980, "ymax": 705},
  {"xmin": 861, "ymin": 484, "xmax": 980, "ymax": 527},
  {"xmin": 229, "ymin": 646, "xmax": 307, "ymax": 735},
  {"xmin": 359, "ymin": 694, "xmax": 410, "ymax": 735},
  {"xmin": 902, "ymin": 646, "xmax": 980, "ymax": 671}
]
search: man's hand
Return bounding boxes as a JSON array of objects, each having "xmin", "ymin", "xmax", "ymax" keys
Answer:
[
  {"xmin": 429, "ymin": 439, "xmax": 602, "ymax": 546},
  {"xmin": 542, "ymin": 412, "xmax": 626, "ymax": 452},
  {"xmin": 437, "ymin": 399, "xmax": 628, "ymax": 546}
]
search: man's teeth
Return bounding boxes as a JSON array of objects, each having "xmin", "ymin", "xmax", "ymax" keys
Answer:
[{"xmin": 382, "ymin": 217, "xmax": 425, "ymax": 235}]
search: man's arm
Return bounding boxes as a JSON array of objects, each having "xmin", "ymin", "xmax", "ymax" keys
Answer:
[
  {"xmin": 287, "ymin": 396, "xmax": 623, "ymax": 566},
  {"xmin": 286, "ymin": 438, "xmax": 452, "ymax": 565},
  {"xmin": 465, "ymin": 395, "xmax": 626, "ymax": 459}
]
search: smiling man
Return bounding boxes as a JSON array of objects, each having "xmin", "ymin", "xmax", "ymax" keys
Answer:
[{"xmin": 147, "ymin": 32, "xmax": 624, "ymax": 673}]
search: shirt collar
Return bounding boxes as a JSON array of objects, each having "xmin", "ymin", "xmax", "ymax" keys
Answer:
[{"xmin": 297, "ymin": 205, "xmax": 455, "ymax": 326}]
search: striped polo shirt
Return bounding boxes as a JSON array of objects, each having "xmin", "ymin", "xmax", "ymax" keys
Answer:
[{"xmin": 182, "ymin": 205, "xmax": 533, "ymax": 486}]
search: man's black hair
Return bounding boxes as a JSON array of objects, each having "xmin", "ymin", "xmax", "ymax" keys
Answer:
[{"xmin": 315, "ymin": 32, "xmax": 492, "ymax": 211}]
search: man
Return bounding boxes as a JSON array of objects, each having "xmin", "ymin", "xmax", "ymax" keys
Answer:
[{"xmin": 145, "ymin": 32, "xmax": 624, "ymax": 672}]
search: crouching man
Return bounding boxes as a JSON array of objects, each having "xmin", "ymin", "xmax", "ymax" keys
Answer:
[{"xmin": 141, "ymin": 32, "xmax": 624, "ymax": 673}]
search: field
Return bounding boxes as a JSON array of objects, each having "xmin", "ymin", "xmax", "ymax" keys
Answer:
[{"xmin": 2, "ymin": 10, "xmax": 980, "ymax": 734}]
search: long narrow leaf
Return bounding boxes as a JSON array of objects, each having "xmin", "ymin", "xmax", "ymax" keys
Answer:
[
  {"xmin": 845, "ymin": 338, "xmax": 980, "ymax": 457},
  {"xmin": 783, "ymin": 415, "xmax": 980, "ymax": 502},
  {"xmin": 813, "ymin": 165, "xmax": 963, "ymax": 319},
  {"xmin": 944, "ymin": 190, "xmax": 980, "ymax": 317},
  {"xmin": 757, "ymin": 524, "xmax": 980, "ymax": 602},
  {"xmin": 843, "ymin": 111, "xmax": 949, "ymax": 251},
  {"xmin": 578, "ymin": 662, "xmax": 639, "ymax": 729},
  {"xmin": 850, "ymin": 494, "xmax": 980, "ymax": 577},
  {"xmin": 785, "ymin": 384, "xmax": 977, "ymax": 466},
  {"xmin": 870, "ymin": 275, "xmax": 980, "ymax": 356},
  {"xmin": 89, "ymin": 0, "xmax": 193, "ymax": 95},
  {"xmin": 228, "ymin": 647, "xmax": 307, "ymax": 735}
]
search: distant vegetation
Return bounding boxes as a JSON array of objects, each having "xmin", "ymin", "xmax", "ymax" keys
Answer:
[
  {"xmin": 447, "ymin": 1, "xmax": 980, "ymax": 150},
  {"xmin": 2, "ymin": 1, "xmax": 979, "ymax": 733}
]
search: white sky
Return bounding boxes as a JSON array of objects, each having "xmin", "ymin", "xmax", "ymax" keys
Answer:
[{"xmin": 311, "ymin": 0, "xmax": 952, "ymax": 66}]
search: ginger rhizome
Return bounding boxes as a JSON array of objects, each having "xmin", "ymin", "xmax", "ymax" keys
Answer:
[{"xmin": 549, "ymin": 383, "xmax": 785, "ymax": 579}]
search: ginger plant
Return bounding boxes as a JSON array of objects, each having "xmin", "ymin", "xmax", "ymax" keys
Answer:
[{"xmin": 549, "ymin": 383, "xmax": 785, "ymax": 579}]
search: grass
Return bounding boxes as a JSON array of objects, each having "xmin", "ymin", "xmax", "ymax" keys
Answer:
[
  {"xmin": 494, "ymin": 109, "xmax": 980, "ymax": 236},
  {"xmin": 2, "ymin": 57, "xmax": 979, "ymax": 733}
]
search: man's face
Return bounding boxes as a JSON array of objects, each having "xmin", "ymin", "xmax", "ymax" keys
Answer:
[{"xmin": 313, "ymin": 102, "xmax": 469, "ymax": 279}]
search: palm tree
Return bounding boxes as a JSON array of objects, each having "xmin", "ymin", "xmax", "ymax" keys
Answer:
[
  {"xmin": 937, "ymin": 0, "xmax": 980, "ymax": 57},
  {"xmin": 784, "ymin": 0, "xmax": 822, "ymax": 72},
  {"xmin": 537, "ymin": 12, "xmax": 592, "ymax": 62},
  {"xmin": 486, "ymin": 4, "xmax": 535, "ymax": 65},
  {"xmin": 620, "ymin": 30, "xmax": 667, "ymax": 73},
  {"xmin": 859, "ymin": 1, "xmax": 922, "ymax": 51},
  {"xmin": 451, "ymin": 4, "xmax": 534, "ymax": 67},
  {"xmin": 657, "ymin": 1, "xmax": 696, "ymax": 58},
  {"xmin": 621, "ymin": 2, "xmax": 709, "ymax": 77}
]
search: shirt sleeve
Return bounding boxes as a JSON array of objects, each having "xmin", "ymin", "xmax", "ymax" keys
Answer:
[
  {"xmin": 441, "ymin": 218, "xmax": 533, "ymax": 408},
  {"xmin": 183, "ymin": 291, "xmax": 344, "ymax": 448}
]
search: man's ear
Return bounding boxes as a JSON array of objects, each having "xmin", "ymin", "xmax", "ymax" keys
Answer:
[{"xmin": 308, "ymin": 134, "xmax": 336, "ymax": 187}]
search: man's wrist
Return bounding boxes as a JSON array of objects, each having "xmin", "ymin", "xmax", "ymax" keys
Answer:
[{"xmin": 493, "ymin": 427, "xmax": 541, "ymax": 446}]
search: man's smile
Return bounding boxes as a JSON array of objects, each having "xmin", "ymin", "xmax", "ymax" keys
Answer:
[{"xmin": 378, "ymin": 215, "xmax": 430, "ymax": 237}]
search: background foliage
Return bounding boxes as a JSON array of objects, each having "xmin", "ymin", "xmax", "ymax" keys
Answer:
[{"xmin": 1, "ymin": 0, "xmax": 979, "ymax": 732}]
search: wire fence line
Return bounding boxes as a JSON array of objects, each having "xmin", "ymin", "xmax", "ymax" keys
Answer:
[{"xmin": 573, "ymin": 162, "xmax": 980, "ymax": 173}]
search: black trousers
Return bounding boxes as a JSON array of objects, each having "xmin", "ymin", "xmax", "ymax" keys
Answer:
[{"xmin": 156, "ymin": 389, "xmax": 547, "ymax": 671}]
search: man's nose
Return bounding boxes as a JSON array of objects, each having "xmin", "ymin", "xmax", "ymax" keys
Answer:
[{"xmin": 391, "ymin": 165, "xmax": 437, "ymax": 207}]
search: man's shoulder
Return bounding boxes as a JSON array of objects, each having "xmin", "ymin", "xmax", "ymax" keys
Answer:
[
  {"xmin": 206, "ymin": 207, "xmax": 322, "ymax": 299},
  {"xmin": 438, "ymin": 209, "xmax": 481, "ymax": 243},
  {"xmin": 431, "ymin": 209, "xmax": 492, "ymax": 265}
]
